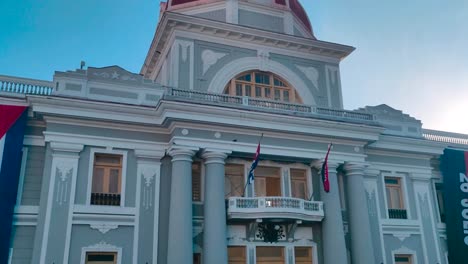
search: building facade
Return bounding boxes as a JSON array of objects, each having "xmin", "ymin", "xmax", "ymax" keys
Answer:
[{"xmin": 1, "ymin": 0, "xmax": 466, "ymax": 263}]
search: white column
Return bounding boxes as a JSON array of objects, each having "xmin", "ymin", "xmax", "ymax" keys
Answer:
[
  {"xmin": 315, "ymin": 161, "xmax": 348, "ymax": 264},
  {"xmin": 344, "ymin": 163, "xmax": 376, "ymax": 264},
  {"xmin": 202, "ymin": 150, "xmax": 230, "ymax": 264},
  {"xmin": 167, "ymin": 148, "xmax": 196, "ymax": 264}
]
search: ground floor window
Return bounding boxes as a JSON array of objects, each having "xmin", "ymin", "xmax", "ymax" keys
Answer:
[
  {"xmin": 193, "ymin": 253, "xmax": 201, "ymax": 264},
  {"xmin": 295, "ymin": 247, "xmax": 313, "ymax": 264},
  {"xmin": 256, "ymin": 246, "xmax": 285, "ymax": 264},
  {"xmin": 394, "ymin": 254, "xmax": 413, "ymax": 264},
  {"xmin": 228, "ymin": 246, "xmax": 246, "ymax": 264},
  {"xmin": 85, "ymin": 252, "xmax": 117, "ymax": 264}
]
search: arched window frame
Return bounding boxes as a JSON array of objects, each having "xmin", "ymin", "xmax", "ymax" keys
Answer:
[{"xmin": 224, "ymin": 71, "xmax": 302, "ymax": 103}]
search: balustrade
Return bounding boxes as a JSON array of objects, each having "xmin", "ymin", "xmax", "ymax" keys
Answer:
[
  {"xmin": 0, "ymin": 75, "xmax": 53, "ymax": 95},
  {"xmin": 227, "ymin": 196, "xmax": 324, "ymax": 221},
  {"xmin": 90, "ymin": 193, "xmax": 121, "ymax": 206},
  {"xmin": 422, "ymin": 129, "xmax": 468, "ymax": 145}
]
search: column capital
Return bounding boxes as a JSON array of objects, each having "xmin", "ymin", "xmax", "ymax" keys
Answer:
[
  {"xmin": 135, "ymin": 149, "xmax": 165, "ymax": 162},
  {"xmin": 364, "ymin": 168, "xmax": 381, "ymax": 178},
  {"xmin": 167, "ymin": 146, "xmax": 197, "ymax": 162},
  {"xmin": 202, "ymin": 149, "xmax": 231, "ymax": 165},
  {"xmin": 50, "ymin": 142, "xmax": 84, "ymax": 154},
  {"xmin": 311, "ymin": 159, "xmax": 340, "ymax": 171},
  {"xmin": 344, "ymin": 162, "xmax": 367, "ymax": 176}
]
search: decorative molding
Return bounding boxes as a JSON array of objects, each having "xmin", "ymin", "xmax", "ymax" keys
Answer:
[
  {"xmin": 178, "ymin": 40, "xmax": 192, "ymax": 62},
  {"xmin": 393, "ymin": 233, "xmax": 411, "ymax": 242},
  {"xmin": 202, "ymin": 49, "xmax": 227, "ymax": 75},
  {"xmin": 55, "ymin": 159, "xmax": 74, "ymax": 205},
  {"xmin": 257, "ymin": 49, "xmax": 270, "ymax": 71},
  {"xmin": 90, "ymin": 223, "xmax": 119, "ymax": 234},
  {"xmin": 88, "ymin": 240, "xmax": 118, "ymax": 249},
  {"xmin": 295, "ymin": 65, "xmax": 319, "ymax": 90}
]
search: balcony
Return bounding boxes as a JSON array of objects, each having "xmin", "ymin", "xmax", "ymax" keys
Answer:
[
  {"xmin": 227, "ymin": 197, "xmax": 324, "ymax": 222},
  {"xmin": 388, "ymin": 209, "xmax": 407, "ymax": 219},
  {"xmin": 91, "ymin": 193, "xmax": 121, "ymax": 206}
]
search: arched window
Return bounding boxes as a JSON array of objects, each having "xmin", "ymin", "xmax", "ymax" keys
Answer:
[{"xmin": 224, "ymin": 71, "xmax": 302, "ymax": 103}]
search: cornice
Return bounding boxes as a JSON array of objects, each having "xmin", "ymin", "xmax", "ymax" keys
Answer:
[
  {"xmin": 368, "ymin": 135, "xmax": 446, "ymax": 155},
  {"xmin": 141, "ymin": 12, "xmax": 355, "ymax": 77},
  {"xmin": 29, "ymin": 95, "xmax": 383, "ymax": 143}
]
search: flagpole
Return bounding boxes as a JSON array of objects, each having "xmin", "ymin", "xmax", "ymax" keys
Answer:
[{"xmin": 242, "ymin": 133, "xmax": 263, "ymax": 197}]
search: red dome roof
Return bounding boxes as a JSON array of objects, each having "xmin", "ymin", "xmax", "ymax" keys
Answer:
[{"xmin": 167, "ymin": 0, "xmax": 312, "ymax": 33}]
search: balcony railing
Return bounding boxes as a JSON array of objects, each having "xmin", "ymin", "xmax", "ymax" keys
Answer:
[
  {"xmin": 422, "ymin": 129, "xmax": 468, "ymax": 145},
  {"xmin": 91, "ymin": 193, "xmax": 121, "ymax": 206},
  {"xmin": 388, "ymin": 209, "xmax": 407, "ymax": 219},
  {"xmin": 165, "ymin": 88, "xmax": 375, "ymax": 123},
  {"xmin": 227, "ymin": 196, "xmax": 324, "ymax": 222},
  {"xmin": 0, "ymin": 75, "xmax": 54, "ymax": 95}
]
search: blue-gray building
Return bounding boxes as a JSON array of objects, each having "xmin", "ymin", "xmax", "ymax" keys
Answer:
[{"xmin": 1, "ymin": 0, "xmax": 465, "ymax": 263}]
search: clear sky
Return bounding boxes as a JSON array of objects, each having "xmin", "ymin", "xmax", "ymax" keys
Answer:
[{"xmin": 1, "ymin": 0, "xmax": 467, "ymax": 133}]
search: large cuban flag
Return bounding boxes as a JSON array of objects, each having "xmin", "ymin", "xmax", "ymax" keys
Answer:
[{"xmin": 0, "ymin": 105, "xmax": 27, "ymax": 264}]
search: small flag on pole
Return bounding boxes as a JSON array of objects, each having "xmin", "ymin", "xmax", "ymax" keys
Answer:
[
  {"xmin": 247, "ymin": 135, "xmax": 263, "ymax": 184},
  {"xmin": 321, "ymin": 143, "xmax": 333, "ymax": 193}
]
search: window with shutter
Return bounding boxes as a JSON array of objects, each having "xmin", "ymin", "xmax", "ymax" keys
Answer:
[
  {"xmin": 295, "ymin": 247, "xmax": 313, "ymax": 264},
  {"xmin": 291, "ymin": 169, "xmax": 308, "ymax": 200},
  {"xmin": 394, "ymin": 254, "xmax": 413, "ymax": 264},
  {"xmin": 256, "ymin": 246, "xmax": 285, "ymax": 264},
  {"xmin": 85, "ymin": 252, "xmax": 117, "ymax": 264},
  {"xmin": 228, "ymin": 246, "xmax": 246, "ymax": 264},
  {"xmin": 91, "ymin": 154, "xmax": 122, "ymax": 206},
  {"xmin": 225, "ymin": 164, "xmax": 245, "ymax": 198}
]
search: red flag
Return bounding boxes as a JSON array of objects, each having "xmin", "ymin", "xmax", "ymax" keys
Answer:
[{"xmin": 321, "ymin": 144, "xmax": 332, "ymax": 193}]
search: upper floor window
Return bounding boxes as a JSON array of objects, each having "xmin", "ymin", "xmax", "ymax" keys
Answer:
[
  {"xmin": 91, "ymin": 153, "xmax": 122, "ymax": 206},
  {"xmin": 385, "ymin": 177, "xmax": 407, "ymax": 219},
  {"xmin": 224, "ymin": 71, "xmax": 302, "ymax": 103},
  {"xmin": 435, "ymin": 183, "xmax": 445, "ymax": 223},
  {"xmin": 225, "ymin": 164, "xmax": 245, "ymax": 198},
  {"xmin": 86, "ymin": 252, "xmax": 117, "ymax": 264},
  {"xmin": 254, "ymin": 166, "xmax": 282, "ymax": 197},
  {"xmin": 256, "ymin": 246, "xmax": 285, "ymax": 264},
  {"xmin": 291, "ymin": 169, "xmax": 308, "ymax": 200}
]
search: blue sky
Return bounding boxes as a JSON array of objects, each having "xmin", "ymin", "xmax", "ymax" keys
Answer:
[{"xmin": 1, "ymin": 0, "xmax": 467, "ymax": 133}]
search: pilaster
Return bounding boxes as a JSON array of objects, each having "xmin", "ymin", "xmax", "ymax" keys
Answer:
[
  {"xmin": 134, "ymin": 149, "xmax": 164, "ymax": 264},
  {"xmin": 40, "ymin": 142, "xmax": 83, "ymax": 264},
  {"xmin": 201, "ymin": 150, "xmax": 230, "ymax": 264},
  {"xmin": 344, "ymin": 162, "xmax": 376, "ymax": 264}
]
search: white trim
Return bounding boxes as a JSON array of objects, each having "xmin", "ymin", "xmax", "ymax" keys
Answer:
[
  {"xmin": 86, "ymin": 148, "xmax": 128, "ymax": 207},
  {"xmin": 208, "ymin": 56, "xmax": 316, "ymax": 105},
  {"xmin": 15, "ymin": 147, "xmax": 28, "ymax": 205},
  {"xmin": 80, "ymin": 241, "xmax": 122, "ymax": 264},
  {"xmin": 8, "ymin": 248, "xmax": 13, "ymax": 264},
  {"xmin": 23, "ymin": 135, "xmax": 45, "ymax": 146},
  {"xmin": 153, "ymin": 162, "xmax": 161, "ymax": 264},
  {"xmin": 391, "ymin": 246, "xmax": 418, "ymax": 264},
  {"xmin": 432, "ymin": 180, "xmax": 444, "ymax": 223},
  {"xmin": 364, "ymin": 176, "xmax": 387, "ymax": 263}
]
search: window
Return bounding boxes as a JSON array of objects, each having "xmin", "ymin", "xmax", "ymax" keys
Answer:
[
  {"xmin": 394, "ymin": 254, "xmax": 412, "ymax": 264},
  {"xmin": 295, "ymin": 247, "xmax": 313, "ymax": 264},
  {"xmin": 225, "ymin": 164, "xmax": 245, "ymax": 198},
  {"xmin": 192, "ymin": 162, "xmax": 202, "ymax": 202},
  {"xmin": 291, "ymin": 169, "xmax": 308, "ymax": 200},
  {"xmin": 385, "ymin": 177, "xmax": 407, "ymax": 219},
  {"xmin": 91, "ymin": 154, "xmax": 122, "ymax": 206},
  {"xmin": 86, "ymin": 252, "xmax": 117, "ymax": 264},
  {"xmin": 435, "ymin": 183, "xmax": 445, "ymax": 222},
  {"xmin": 193, "ymin": 253, "xmax": 201, "ymax": 264},
  {"xmin": 224, "ymin": 71, "xmax": 301, "ymax": 103},
  {"xmin": 256, "ymin": 246, "xmax": 285, "ymax": 264},
  {"xmin": 254, "ymin": 167, "xmax": 281, "ymax": 197},
  {"xmin": 228, "ymin": 246, "xmax": 246, "ymax": 264}
]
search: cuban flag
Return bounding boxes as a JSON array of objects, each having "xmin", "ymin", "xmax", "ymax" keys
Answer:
[
  {"xmin": 0, "ymin": 105, "xmax": 28, "ymax": 264},
  {"xmin": 321, "ymin": 143, "xmax": 333, "ymax": 193},
  {"xmin": 247, "ymin": 140, "xmax": 262, "ymax": 184}
]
